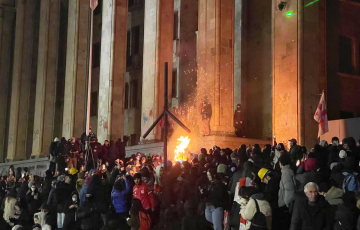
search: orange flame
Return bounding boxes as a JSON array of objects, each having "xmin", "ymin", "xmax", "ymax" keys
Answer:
[{"xmin": 174, "ymin": 136, "xmax": 191, "ymax": 162}]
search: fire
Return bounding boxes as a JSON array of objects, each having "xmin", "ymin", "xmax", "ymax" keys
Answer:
[{"xmin": 174, "ymin": 136, "xmax": 191, "ymax": 162}]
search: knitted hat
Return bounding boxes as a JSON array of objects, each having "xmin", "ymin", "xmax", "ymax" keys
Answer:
[
  {"xmin": 217, "ymin": 164, "xmax": 227, "ymax": 174},
  {"xmin": 339, "ymin": 150, "xmax": 347, "ymax": 159},
  {"xmin": 304, "ymin": 158, "xmax": 318, "ymax": 172}
]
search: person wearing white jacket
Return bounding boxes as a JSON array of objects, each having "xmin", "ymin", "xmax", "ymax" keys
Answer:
[{"xmin": 240, "ymin": 193, "xmax": 272, "ymax": 230}]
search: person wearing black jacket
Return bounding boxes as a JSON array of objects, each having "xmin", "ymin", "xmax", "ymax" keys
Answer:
[
  {"xmin": 201, "ymin": 168, "xmax": 230, "ymax": 230},
  {"xmin": 54, "ymin": 175, "xmax": 75, "ymax": 229},
  {"xmin": 49, "ymin": 138, "xmax": 60, "ymax": 173},
  {"xmin": 86, "ymin": 174, "xmax": 108, "ymax": 225},
  {"xmin": 63, "ymin": 191, "xmax": 79, "ymax": 230},
  {"xmin": 26, "ymin": 181, "xmax": 41, "ymax": 216},
  {"xmin": 290, "ymin": 182, "xmax": 332, "ymax": 230}
]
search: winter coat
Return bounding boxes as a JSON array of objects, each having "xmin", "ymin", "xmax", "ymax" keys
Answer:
[
  {"xmin": 295, "ymin": 171, "xmax": 322, "ymax": 191},
  {"xmin": 325, "ymin": 186, "xmax": 343, "ymax": 205},
  {"xmin": 180, "ymin": 173, "xmax": 198, "ymax": 204},
  {"xmin": 278, "ymin": 165, "xmax": 296, "ymax": 208},
  {"xmin": 133, "ymin": 182, "xmax": 155, "ymax": 210},
  {"xmin": 333, "ymin": 203, "xmax": 358, "ymax": 230},
  {"xmin": 290, "ymin": 195, "xmax": 332, "ymax": 230},
  {"xmin": 3, "ymin": 197, "xmax": 17, "ymax": 226},
  {"xmin": 111, "ymin": 179, "xmax": 132, "ymax": 213},
  {"xmin": 63, "ymin": 192, "xmax": 79, "ymax": 230},
  {"xmin": 240, "ymin": 193, "xmax": 272, "ymax": 230},
  {"xmin": 76, "ymin": 201, "xmax": 102, "ymax": 230},
  {"xmin": 87, "ymin": 175, "xmax": 107, "ymax": 213},
  {"xmin": 263, "ymin": 172, "xmax": 281, "ymax": 209},
  {"xmin": 204, "ymin": 180, "xmax": 230, "ymax": 210},
  {"xmin": 54, "ymin": 182, "xmax": 75, "ymax": 213},
  {"xmin": 290, "ymin": 144, "xmax": 302, "ymax": 164},
  {"xmin": 26, "ymin": 189, "xmax": 41, "ymax": 214}
]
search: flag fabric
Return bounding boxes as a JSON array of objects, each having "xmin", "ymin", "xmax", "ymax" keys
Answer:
[
  {"xmin": 90, "ymin": 0, "xmax": 98, "ymax": 10},
  {"xmin": 314, "ymin": 91, "xmax": 329, "ymax": 137}
]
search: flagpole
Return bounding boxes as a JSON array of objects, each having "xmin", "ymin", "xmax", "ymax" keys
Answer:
[{"xmin": 86, "ymin": 6, "xmax": 94, "ymax": 136}]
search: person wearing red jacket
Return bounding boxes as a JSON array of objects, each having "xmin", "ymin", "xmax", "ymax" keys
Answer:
[{"xmin": 133, "ymin": 173, "xmax": 155, "ymax": 211}]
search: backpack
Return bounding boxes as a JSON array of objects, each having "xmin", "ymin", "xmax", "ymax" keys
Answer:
[
  {"xmin": 342, "ymin": 172, "xmax": 360, "ymax": 192},
  {"xmin": 249, "ymin": 199, "xmax": 268, "ymax": 230}
]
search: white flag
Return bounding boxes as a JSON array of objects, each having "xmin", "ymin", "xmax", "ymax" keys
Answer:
[{"xmin": 314, "ymin": 91, "xmax": 329, "ymax": 137}]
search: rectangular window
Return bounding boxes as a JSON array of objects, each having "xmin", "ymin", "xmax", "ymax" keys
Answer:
[
  {"xmin": 130, "ymin": 80, "xmax": 138, "ymax": 107},
  {"xmin": 339, "ymin": 36, "xmax": 353, "ymax": 74},
  {"xmin": 173, "ymin": 12, "xmax": 179, "ymax": 40},
  {"xmin": 126, "ymin": 31, "xmax": 132, "ymax": 67},
  {"xmin": 92, "ymin": 42, "xmax": 101, "ymax": 68},
  {"xmin": 125, "ymin": 83, "xmax": 129, "ymax": 109},
  {"xmin": 172, "ymin": 70, "xmax": 177, "ymax": 98},
  {"xmin": 132, "ymin": 26, "xmax": 140, "ymax": 55},
  {"xmin": 90, "ymin": 91, "xmax": 98, "ymax": 117}
]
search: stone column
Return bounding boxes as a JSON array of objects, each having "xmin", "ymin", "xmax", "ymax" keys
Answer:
[
  {"xmin": 31, "ymin": 0, "xmax": 60, "ymax": 157},
  {"xmin": 141, "ymin": 0, "xmax": 174, "ymax": 141},
  {"xmin": 197, "ymin": 0, "xmax": 234, "ymax": 133},
  {"xmin": 273, "ymin": 0, "xmax": 321, "ymax": 147},
  {"xmin": 233, "ymin": 0, "xmax": 242, "ymax": 108},
  {"xmin": 97, "ymin": 0, "xmax": 128, "ymax": 143},
  {"xmin": 7, "ymin": 0, "xmax": 37, "ymax": 161},
  {"xmin": 0, "ymin": 8, "xmax": 15, "ymax": 162},
  {"xmin": 62, "ymin": 0, "xmax": 90, "ymax": 139}
]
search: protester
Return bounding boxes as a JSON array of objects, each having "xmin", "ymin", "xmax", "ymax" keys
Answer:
[{"xmin": 1, "ymin": 133, "xmax": 360, "ymax": 230}]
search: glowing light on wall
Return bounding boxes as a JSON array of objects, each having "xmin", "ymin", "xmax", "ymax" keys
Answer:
[
  {"xmin": 286, "ymin": 11, "xmax": 293, "ymax": 17},
  {"xmin": 305, "ymin": 0, "xmax": 320, "ymax": 7}
]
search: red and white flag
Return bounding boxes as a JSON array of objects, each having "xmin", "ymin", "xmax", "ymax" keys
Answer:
[
  {"xmin": 314, "ymin": 91, "xmax": 329, "ymax": 137},
  {"xmin": 90, "ymin": 0, "xmax": 98, "ymax": 10}
]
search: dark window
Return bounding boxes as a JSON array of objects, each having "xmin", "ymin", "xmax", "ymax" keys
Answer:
[
  {"xmin": 172, "ymin": 70, "xmax": 177, "ymax": 98},
  {"xmin": 90, "ymin": 91, "xmax": 98, "ymax": 117},
  {"xmin": 125, "ymin": 83, "xmax": 129, "ymax": 109},
  {"xmin": 128, "ymin": 0, "xmax": 135, "ymax": 8},
  {"xmin": 94, "ymin": 0, "xmax": 102, "ymax": 15},
  {"xmin": 173, "ymin": 12, "xmax": 178, "ymax": 40},
  {"xmin": 92, "ymin": 42, "xmax": 101, "ymax": 68},
  {"xmin": 339, "ymin": 36, "xmax": 353, "ymax": 74},
  {"xmin": 130, "ymin": 80, "xmax": 138, "ymax": 107},
  {"xmin": 132, "ymin": 26, "xmax": 140, "ymax": 55},
  {"xmin": 126, "ymin": 31, "xmax": 132, "ymax": 67}
]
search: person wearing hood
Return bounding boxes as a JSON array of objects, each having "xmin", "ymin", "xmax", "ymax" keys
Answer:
[
  {"xmin": 277, "ymin": 154, "xmax": 295, "ymax": 230},
  {"xmin": 240, "ymin": 188, "xmax": 272, "ymax": 230},
  {"xmin": 86, "ymin": 174, "xmax": 107, "ymax": 225},
  {"xmin": 63, "ymin": 191, "xmax": 79, "ymax": 230},
  {"xmin": 26, "ymin": 181, "xmax": 41, "ymax": 216},
  {"xmin": 111, "ymin": 174, "xmax": 132, "ymax": 220},
  {"xmin": 41, "ymin": 170, "xmax": 53, "ymax": 204},
  {"xmin": 3, "ymin": 190, "xmax": 17, "ymax": 227},
  {"xmin": 290, "ymin": 182, "xmax": 332, "ymax": 230},
  {"xmin": 229, "ymin": 161, "xmax": 256, "ymax": 197},
  {"xmin": 341, "ymin": 157, "xmax": 359, "ymax": 192}
]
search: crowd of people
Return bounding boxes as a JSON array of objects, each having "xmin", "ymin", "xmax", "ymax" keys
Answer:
[{"xmin": 1, "ymin": 133, "xmax": 360, "ymax": 230}]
